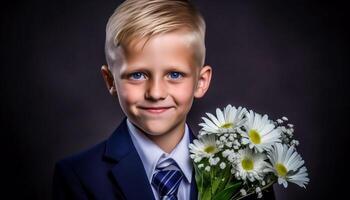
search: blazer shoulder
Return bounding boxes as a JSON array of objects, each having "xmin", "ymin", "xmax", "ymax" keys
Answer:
[
  {"xmin": 53, "ymin": 138, "xmax": 134, "ymax": 199},
  {"xmin": 55, "ymin": 140, "xmax": 107, "ymax": 172},
  {"xmin": 55, "ymin": 118, "xmax": 130, "ymax": 173}
]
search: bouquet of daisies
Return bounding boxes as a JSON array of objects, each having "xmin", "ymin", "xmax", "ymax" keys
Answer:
[{"xmin": 189, "ymin": 105, "xmax": 309, "ymax": 200}]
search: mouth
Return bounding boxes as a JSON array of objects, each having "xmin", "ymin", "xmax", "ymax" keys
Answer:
[{"xmin": 138, "ymin": 106, "xmax": 173, "ymax": 114}]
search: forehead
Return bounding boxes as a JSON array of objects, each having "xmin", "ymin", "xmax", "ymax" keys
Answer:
[{"xmin": 121, "ymin": 30, "xmax": 197, "ymax": 68}]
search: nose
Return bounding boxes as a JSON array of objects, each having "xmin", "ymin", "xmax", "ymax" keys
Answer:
[{"xmin": 145, "ymin": 78, "xmax": 167, "ymax": 101}]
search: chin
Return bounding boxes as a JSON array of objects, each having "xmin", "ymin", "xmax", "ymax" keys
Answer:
[
  {"xmin": 130, "ymin": 115, "xmax": 185, "ymax": 136},
  {"xmin": 142, "ymin": 122, "xmax": 172, "ymax": 136}
]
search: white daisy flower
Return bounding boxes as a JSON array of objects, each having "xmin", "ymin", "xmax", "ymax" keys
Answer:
[
  {"xmin": 265, "ymin": 143, "xmax": 309, "ymax": 188},
  {"xmin": 232, "ymin": 148, "xmax": 267, "ymax": 182},
  {"xmin": 199, "ymin": 105, "xmax": 247, "ymax": 134},
  {"xmin": 239, "ymin": 110, "xmax": 281, "ymax": 152},
  {"xmin": 189, "ymin": 134, "xmax": 219, "ymax": 158}
]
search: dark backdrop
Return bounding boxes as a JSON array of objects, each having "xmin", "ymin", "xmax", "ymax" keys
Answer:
[{"xmin": 3, "ymin": 0, "xmax": 347, "ymax": 199}]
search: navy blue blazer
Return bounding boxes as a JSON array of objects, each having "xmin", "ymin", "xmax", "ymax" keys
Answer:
[
  {"xmin": 53, "ymin": 118, "xmax": 198, "ymax": 200},
  {"xmin": 53, "ymin": 118, "xmax": 275, "ymax": 200}
]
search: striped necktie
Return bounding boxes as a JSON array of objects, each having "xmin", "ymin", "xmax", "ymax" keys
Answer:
[{"xmin": 151, "ymin": 161, "xmax": 184, "ymax": 200}]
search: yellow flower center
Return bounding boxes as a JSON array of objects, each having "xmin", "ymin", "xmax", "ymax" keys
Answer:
[
  {"xmin": 241, "ymin": 158, "xmax": 254, "ymax": 171},
  {"xmin": 220, "ymin": 123, "xmax": 233, "ymax": 129},
  {"xmin": 204, "ymin": 146, "xmax": 216, "ymax": 154},
  {"xmin": 275, "ymin": 163, "xmax": 288, "ymax": 177},
  {"xmin": 249, "ymin": 129, "xmax": 261, "ymax": 144}
]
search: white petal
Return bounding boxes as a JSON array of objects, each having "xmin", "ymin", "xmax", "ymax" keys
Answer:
[{"xmin": 216, "ymin": 108, "xmax": 225, "ymax": 123}]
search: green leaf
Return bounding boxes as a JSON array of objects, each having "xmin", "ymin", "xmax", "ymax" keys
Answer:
[
  {"xmin": 212, "ymin": 182, "xmax": 242, "ymax": 200},
  {"xmin": 215, "ymin": 165, "xmax": 232, "ymax": 192},
  {"xmin": 201, "ymin": 187, "xmax": 212, "ymax": 200}
]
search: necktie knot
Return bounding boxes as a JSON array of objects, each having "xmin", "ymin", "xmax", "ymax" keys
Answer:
[{"xmin": 152, "ymin": 160, "xmax": 183, "ymax": 200}]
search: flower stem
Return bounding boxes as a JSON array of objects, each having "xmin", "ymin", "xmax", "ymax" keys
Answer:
[{"xmin": 230, "ymin": 181, "xmax": 276, "ymax": 200}]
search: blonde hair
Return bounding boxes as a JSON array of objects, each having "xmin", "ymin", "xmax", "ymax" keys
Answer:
[{"xmin": 105, "ymin": 0, "xmax": 206, "ymax": 68}]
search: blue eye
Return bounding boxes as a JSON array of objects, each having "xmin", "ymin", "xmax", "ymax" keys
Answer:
[
  {"xmin": 130, "ymin": 72, "xmax": 145, "ymax": 80},
  {"xmin": 169, "ymin": 72, "xmax": 182, "ymax": 79}
]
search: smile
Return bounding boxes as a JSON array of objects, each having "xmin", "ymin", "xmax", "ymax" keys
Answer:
[{"xmin": 138, "ymin": 107, "xmax": 173, "ymax": 114}]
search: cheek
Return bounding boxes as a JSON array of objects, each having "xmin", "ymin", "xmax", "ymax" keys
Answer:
[
  {"xmin": 171, "ymin": 81, "xmax": 196, "ymax": 107},
  {"xmin": 117, "ymin": 84, "xmax": 144, "ymax": 105}
]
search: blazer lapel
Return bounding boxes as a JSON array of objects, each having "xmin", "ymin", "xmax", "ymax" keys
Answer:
[
  {"xmin": 189, "ymin": 127, "xmax": 199, "ymax": 200},
  {"xmin": 104, "ymin": 118, "xmax": 155, "ymax": 200},
  {"xmin": 104, "ymin": 118, "xmax": 199, "ymax": 200}
]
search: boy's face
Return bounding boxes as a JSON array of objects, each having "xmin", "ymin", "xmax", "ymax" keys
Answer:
[{"xmin": 101, "ymin": 30, "xmax": 212, "ymax": 139}]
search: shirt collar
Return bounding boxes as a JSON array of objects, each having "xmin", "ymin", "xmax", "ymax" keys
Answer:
[{"xmin": 126, "ymin": 119, "xmax": 192, "ymax": 183}]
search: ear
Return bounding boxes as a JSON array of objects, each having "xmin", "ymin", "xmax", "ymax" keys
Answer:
[
  {"xmin": 100, "ymin": 65, "xmax": 117, "ymax": 96},
  {"xmin": 194, "ymin": 65, "xmax": 212, "ymax": 98}
]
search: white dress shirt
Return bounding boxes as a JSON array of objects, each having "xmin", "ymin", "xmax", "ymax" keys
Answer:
[{"xmin": 126, "ymin": 119, "xmax": 193, "ymax": 200}]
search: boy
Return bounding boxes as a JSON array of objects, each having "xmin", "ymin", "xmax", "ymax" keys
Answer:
[
  {"xmin": 53, "ymin": 0, "xmax": 275, "ymax": 199},
  {"xmin": 53, "ymin": 0, "xmax": 211, "ymax": 199}
]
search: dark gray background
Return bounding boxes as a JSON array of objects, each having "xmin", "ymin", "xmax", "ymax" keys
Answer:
[{"xmin": 3, "ymin": 0, "xmax": 347, "ymax": 199}]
